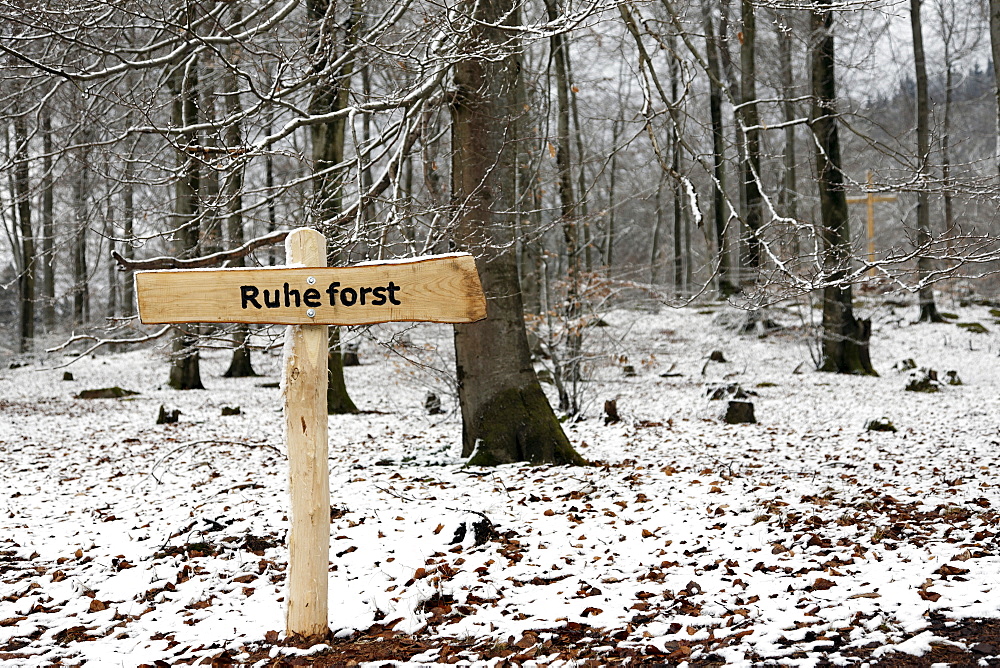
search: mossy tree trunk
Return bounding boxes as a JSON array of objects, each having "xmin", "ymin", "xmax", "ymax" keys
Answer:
[
  {"xmin": 451, "ymin": 0, "xmax": 585, "ymax": 467},
  {"xmin": 309, "ymin": 0, "xmax": 361, "ymax": 414},
  {"xmin": 811, "ymin": 0, "xmax": 876, "ymax": 376}
]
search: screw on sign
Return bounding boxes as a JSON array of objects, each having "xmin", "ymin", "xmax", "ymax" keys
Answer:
[{"xmin": 135, "ymin": 228, "xmax": 487, "ymax": 641}]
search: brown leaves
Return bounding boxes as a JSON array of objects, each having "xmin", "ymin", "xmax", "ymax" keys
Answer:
[{"xmin": 810, "ymin": 578, "xmax": 837, "ymax": 591}]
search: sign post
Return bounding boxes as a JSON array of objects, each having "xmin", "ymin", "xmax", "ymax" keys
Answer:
[
  {"xmin": 135, "ymin": 228, "xmax": 486, "ymax": 640},
  {"xmin": 847, "ymin": 170, "xmax": 897, "ymax": 279}
]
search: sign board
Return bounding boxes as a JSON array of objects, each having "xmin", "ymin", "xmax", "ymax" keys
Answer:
[
  {"xmin": 135, "ymin": 254, "xmax": 486, "ymax": 326},
  {"xmin": 134, "ymin": 229, "xmax": 486, "ymax": 642}
]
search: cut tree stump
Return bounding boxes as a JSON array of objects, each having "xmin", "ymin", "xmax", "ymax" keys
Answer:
[
  {"xmin": 905, "ymin": 368, "xmax": 941, "ymax": 393},
  {"xmin": 157, "ymin": 406, "xmax": 181, "ymax": 424},
  {"xmin": 723, "ymin": 401, "xmax": 756, "ymax": 424},
  {"xmin": 604, "ymin": 399, "xmax": 621, "ymax": 425},
  {"xmin": 425, "ymin": 393, "xmax": 443, "ymax": 415}
]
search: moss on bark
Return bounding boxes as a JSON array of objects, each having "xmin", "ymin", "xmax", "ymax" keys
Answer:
[
  {"xmin": 326, "ymin": 328, "xmax": 357, "ymax": 414},
  {"xmin": 464, "ymin": 383, "xmax": 587, "ymax": 467}
]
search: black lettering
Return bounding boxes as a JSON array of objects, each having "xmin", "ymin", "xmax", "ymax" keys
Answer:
[
  {"xmin": 263, "ymin": 289, "xmax": 280, "ymax": 308},
  {"xmin": 284, "ymin": 282, "xmax": 301, "ymax": 308},
  {"xmin": 241, "ymin": 285, "xmax": 261, "ymax": 309},
  {"xmin": 326, "ymin": 282, "xmax": 340, "ymax": 306},
  {"xmin": 387, "ymin": 281, "xmax": 402, "ymax": 305},
  {"xmin": 360, "ymin": 286, "xmax": 372, "ymax": 305},
  {"xmin": 304, "ymin": 288, "xmax": 321, "ymax": 307},
  {"xmin": 371, "ymin": 286, "xmax": 387, "ymax": 306},
  {"xmin": 340, "ymin": 287, "xmax": 357, "ymax": 306}
]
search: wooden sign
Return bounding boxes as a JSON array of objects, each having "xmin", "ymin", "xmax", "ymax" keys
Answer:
[
  {"xmin": 134, "ymin": 228, "xmax": 486, "ymax": 642},
  {"xmin": 135, "ymin": 254, "xmax": 486, "ymax": 326}
]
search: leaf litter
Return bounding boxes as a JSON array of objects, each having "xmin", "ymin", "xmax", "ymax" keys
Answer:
[{"xmin": 2, "ymin": 304, "xmax": 1000, "ymax": 665}]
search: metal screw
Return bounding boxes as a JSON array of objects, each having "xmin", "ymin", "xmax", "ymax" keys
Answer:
[
  {"xmin": 307, "ymin": 276, "xmax": 316, "ymax": 285},
  {"xmin": 306, "ymin": 309, "xmax": 316, "ymax": 318}
]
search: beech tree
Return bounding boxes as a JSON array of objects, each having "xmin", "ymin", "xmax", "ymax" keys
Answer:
[
  {"xmin": 811, "ymin": 0, "xmax": 875, "ymax": 375},
  {"xmin": 910, "ymin": 0, "xmax": 944, "ymax": 323},
  {"xmin": 450, "ymin": 0, "xmax": 585, "ymax": 466}
]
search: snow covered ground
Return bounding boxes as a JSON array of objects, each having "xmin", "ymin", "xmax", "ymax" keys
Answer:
[{"xmin": 2, "ymin": 297, "xmax": 1000, "ymax": 666}]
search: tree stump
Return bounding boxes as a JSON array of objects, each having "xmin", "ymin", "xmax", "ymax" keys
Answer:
[
  {"xmin": 157, "ymin": 405, "xmax": 181, "ymax": 424},
  {"xmin": 425, "ymin": 393, "xmax": 443, "ymax": 415},
  {"xmin": 723, "ymin": 401, "xmax": 756, "ymax": 424}
]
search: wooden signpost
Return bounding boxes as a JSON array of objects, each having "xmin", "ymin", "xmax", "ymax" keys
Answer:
[
  {"xmin": 847, "ymin": 170, "xmax": 897, "ymax": 279},
  {"xmin": 135, "ymin": 228, "xmax": 486, "ymax": 640}
]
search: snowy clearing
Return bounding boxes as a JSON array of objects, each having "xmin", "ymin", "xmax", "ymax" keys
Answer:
[{"xmin": 3, "ymin": 299, "xmax": 1000, "ymax": 666}]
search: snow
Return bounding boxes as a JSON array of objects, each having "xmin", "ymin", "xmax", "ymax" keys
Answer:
[{"xmin": 2, "ymin": 298, "xmax": 1000, "ymax": 665}]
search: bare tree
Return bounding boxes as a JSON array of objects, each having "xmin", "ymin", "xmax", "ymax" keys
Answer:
[
  {"xmin": 811, "ymin": 0, "xmax": 876, "ymax": 375},
  {"xmin": 911, "ymin": 0, "xmax": 944, "ymax": 322},
  {"xmin": 450, "ymin": 0, "xmax": 585, "ymax": 466}
]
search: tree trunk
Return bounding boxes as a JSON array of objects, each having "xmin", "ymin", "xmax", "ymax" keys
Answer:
[
  {"xmin": 702, "ymin": 0, "xmax": 736, "ymax": 297},
  {"xmin": 41, "ymin": 110, "xmax": 56, "ymax": 332},
  {"xmin": 72, "ymin": 135, "xmax": 90, "ymax": 327},
  {"xmin": 167, "ymin": 59, "xmax": 205, "ymax": 390},
  {"xmin": 811, "ymin": 0, "xmax": 876, "ymax": 376},
  {"xmin": 545, "ymin": 0, "xmax": 582, "ymax": 415},
  {"xmin": 104, "ymin": 199, "xmax": 118, "ymax": 320},
  {"xmin": 651, "ymin": 175, "xmax": 664, "ymax": 285},
  {"xmin": 13, "ymin": 111, "xmax": 34, "ymax": 352},
  {"xmin": 308, "ymin": 0, "xmax": 360, "ymax": 414},
  {"xmin": 220, "ymin": 36, "xmax": 258, "ymax": 379},
  {"xmin": 739, "ymin": 0, "xmax": 762, "ymax": 279},
  {"xmin": 451, "ymin": 0, "xmax": 584, "ymax": 466},
  {"xmin": 991, "ymin": 0, "xmax": 1000, "ymax": 175},
  {"xmin": 778, "ymin": 15, "xmax": 799, "ymax": 259},
  {"xmin": 513, "ymin": 70, "xmax": 542, "ymax": 317},
  {"xmin": 911, "ymin": 0, "xmax": 943, "ymax": 322},
  {"xmin": 605, "ymin": 115, "xmax": 621, "ymax": 272},
  {"xmin": 122, "ymin": 140, "xmax": 136, "ymax": 316}
]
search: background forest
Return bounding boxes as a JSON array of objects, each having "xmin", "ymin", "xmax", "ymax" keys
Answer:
[{"xmin": 3, "ymin": 0, "xmax": 1000, "ymax": 439}]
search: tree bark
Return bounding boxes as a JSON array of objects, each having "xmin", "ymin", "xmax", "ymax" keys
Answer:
[
  {"xmin": 308, "ymin": 0, "xmax": 360, "ymax": 414},
  {"xmin": 811, "ymin": 1, "xmax": 876, "ymax": 376},
  {"xmin": 669, "ymin": 35, "xmax": 683, "ymax": 297},
  {"xmin": 41, "ymin": 110, "xmax": 56, "ymax": 332},
  {"xmin": 702, "ymin": 0, "xmax": 737, "ymax": 297},
  {"xmin": 991, "ymin": 0, "xmax": 1000, "ymax": 175},
  {"xmin": 221, "ymin": 34, "xmax": 258, "ymax": 379},
  {"xmin": 167, "ymin": 59, "xmax": 205, "ymax": 390},
  {"xmin": 13, "ymin": 111, "xmax": 34, "ymax": 352},
  {"xmin": 911, "ymin": 0, "xmax": 943, "ymax": 322},
  {"xmin": 777, "ymin": 14, "xmax": 799, "ymax": 259},
  {"xmin": 739, "ymin": 0, "xmax": 762, "ymax": 279},
  {"xmin": 545, "ymin": 0, "xmax": 582, "ymax": 415},
  {"xmin": 451, "ymin": 0, "xmax": 584, "ymax": 466},
  {"xmin": 122, "ymin": 139, "xmax": 136, "ymax": 317},
  {"xmin": 72, "ymin": 134, "xmax": 90, "ymax": 327}
]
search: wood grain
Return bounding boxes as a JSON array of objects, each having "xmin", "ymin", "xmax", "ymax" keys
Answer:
[
  {"xmin": 135, "ymin": 254, "xmax": 486, "ymax": 325},
  {"xmin": 282, "ymin": 228, "xmax": 331, "ymax": 640}
]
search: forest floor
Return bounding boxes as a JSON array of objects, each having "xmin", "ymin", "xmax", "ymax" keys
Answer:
[{"xmin": 3, "ymin": 294, "xmax": 1000, "ymax": 667}]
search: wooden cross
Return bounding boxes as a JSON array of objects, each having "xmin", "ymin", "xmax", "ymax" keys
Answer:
[
  {"xmin": 846, "ymin": 170, "xmax": 897, "ymax": 278},
  {"xmin": 134, "ymin": 228, "xmax": 486, "ymax": 640}
]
